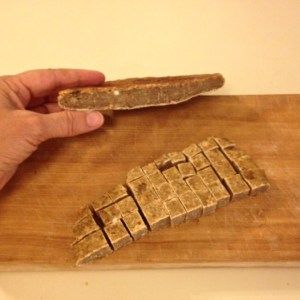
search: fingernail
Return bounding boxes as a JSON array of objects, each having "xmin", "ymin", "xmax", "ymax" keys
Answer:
[{"xmin": 86, "ymin": 112, "xmax": 104, "ymax": 127}]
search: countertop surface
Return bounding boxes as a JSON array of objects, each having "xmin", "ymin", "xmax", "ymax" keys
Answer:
[{"xmin": 0, "ymin": 1, "xmax": 299, "ymax": 299}]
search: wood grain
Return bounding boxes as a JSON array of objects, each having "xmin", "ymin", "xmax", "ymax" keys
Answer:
[{"xmin": 0, "ymin": 95, "xmax": 299, "ymax": 271}]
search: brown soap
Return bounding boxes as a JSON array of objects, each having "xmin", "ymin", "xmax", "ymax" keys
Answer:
[
  {"xmin": 195, "ymin": 189, "xmax": 217, "ymax": 216},
  {"xmin": 117, "ymin": 196, "xmax": 138, "ymax": 216},
  {"xmin": 122, "ymin": 210, "xmax": 148, "ymax": 240},
  {"xmin": 98, "ymin": 204, "xmax": 122, "ymax": 226},
  {"xmin": 222, "ymin": 147, "xmax": 247, "ymax": 164},
  {"xmin": 141, "ymin": 200, "xmax": 170, "ymax": 230},
  {"xmin": 126, "ymin": 166, "xmax": 144, "ymax": 183},
  {"xmin": 224, "ymin": 174, "xmax": 250, "ymax": 200},
  {"xmin": 142, "ymin": 162, "xmax": 159, "ymax": 175},
  {"xmin": 186, "ymin": 174, "xmax": 206, "ymax": 191},
  {"xmin": 72, "ymin": 136, "xmax": 271, "ymax": 265},
  {"xmin": 235, "ymin": 155, "xmax": 259, "ymax": 173},
  {"xmin": 186, "ymin": 175, "xmax": 217, "ymax": 215},
  {"xmin": 137, "ymin": 189, "xmax": 160, "ymax": 207},
  {"xmin": 90, "ymin": 193, "xmax": 112, "ymax": 211},
  {"xmin": 207, "ymin": 181, "xmax": 230, "ymax": 208},
  {"xmin": 189, "ymin": 152, "xmax": 210, "ymax": 171},
  {"xmin": 154, "ymin": 154, "xmax": 172, "ymax": 170},
  {"xmin": 198, "ymin": 137, "xmax": 219, "ymax": 151},
  {"xmin": 170, "ymin": 178, "xmax": 191, "ymax": 195},
  {"xmin": 128, "ymin": 175, "xmax": 160, "ymax": 206},
  {"xmin": 179, "ymin": 190, "xmax": 203, "ymax": 220},
  {"xmin": 198, "ymin": 166, "xmax": 220, "ymax": 185},
  {"xmin": 58, "ymin": 74, "xmax": 225, "ymax": 111},
  {"xmin": 75, "ymin": 205, "xmax": 93, "ymax": 224},
  {"xmin": 73, "ymin": 230, "xmax": 112, "ymax": 265},
  {"xmin": 209, "ymin": 161, "xmax": 236, "ymax": 180},
  {"xmin": 127, "ymin": 176, "xmax": 152, "ymax": 197},
  {"xmin": 104, "ymin": 220, "xmax": 132, "ymax": 250},
  {"xmin": 214, "ymin": 137, "xmax": 235, "ymax": 149},
  {"xmin": 164, "ymin": 197, "xmax": 187, "ymax": 226},
  {"xmin": 241, "ymin": 169, "xmax": 270, "ymax": 195},
  {"xmin": 177, "ymin": 162, "xmax": 196, "ymax": 179},
  {"xmin": 204, "ymin": 149, "xmax": 237, "ymax": 179},
  {"xmin": 204, "ymin": 148, "xmax": 225, "ymax": 162},
  {"xmin": 108, "ymin": 184, "xmax": 128, "ymax": 202},
  {"xmin": 205, "ymin": 148, "xmax": 235, "ymax": 171},
  {"xmin": 73, "ymin": 214, "xmax": 100, "ymax": 243},
  {"xmin": 182, "ymin": 143, "xmax": 202, "ymax": 158},
  {"xmin": 147, "ymin": 171, "xmax": 167, "ymax": 188},
  {"xmin": 168, "ymin": 152, "xmax": 186, "ymax": 165},
  {"xmin": 156, "ymin": 182, "xmax": 176, "ymax": 202},
  {"xmin": 162, "ymin": 166, "xmax": 182, "ymax": 182}
]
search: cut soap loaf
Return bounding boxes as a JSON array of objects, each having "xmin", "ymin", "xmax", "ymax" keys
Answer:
[{"xmin": 72, "ymin": 137, "xmax": 270, "ymax": 266}]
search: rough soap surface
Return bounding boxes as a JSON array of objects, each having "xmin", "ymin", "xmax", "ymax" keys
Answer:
[{"xmin": 58, "ymin": 73, "xmax": 224, "ymax": 111}]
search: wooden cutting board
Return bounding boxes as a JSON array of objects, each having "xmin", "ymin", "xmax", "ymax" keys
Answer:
[{"xmin": 0, "ymin": 95, "xmax": 299, "ymax": 271}]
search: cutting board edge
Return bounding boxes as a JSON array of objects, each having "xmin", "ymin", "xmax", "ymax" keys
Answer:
[{"xmin": 1, "ymin": 261, "xmax": 299, "ymax": 272}]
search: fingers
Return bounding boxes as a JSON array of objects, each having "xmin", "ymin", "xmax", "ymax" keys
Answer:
[
  {"xmin": 30, "ymin": 103, "xmax": 63, "ymax": 114},
  {"xmin": 5, "ymin": 69, "xmax": 105, "ymax": 107},
  {"xmin": 39, "ymin": 110, "xmax": 104, "ymax": 139}
]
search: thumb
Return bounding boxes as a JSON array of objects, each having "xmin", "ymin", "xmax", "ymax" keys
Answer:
[{"xmin": 40, "ymin": 111, "xmax": 104, "ymax": 139}]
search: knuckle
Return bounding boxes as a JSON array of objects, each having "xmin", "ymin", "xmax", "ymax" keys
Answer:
[{"xmin": 21, "ymin": 114, "xmax": 45, "ymax": 142}]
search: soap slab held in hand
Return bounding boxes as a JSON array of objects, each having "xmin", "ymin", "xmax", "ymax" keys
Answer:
[{"xmin": 58, "ymin": 74, "xmax": 225, "ymax": 110}]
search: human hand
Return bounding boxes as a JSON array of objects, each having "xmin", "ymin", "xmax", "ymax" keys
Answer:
[{"xmin": 0, "ymin": 69, "xmax": 105, "ymax": 190}]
